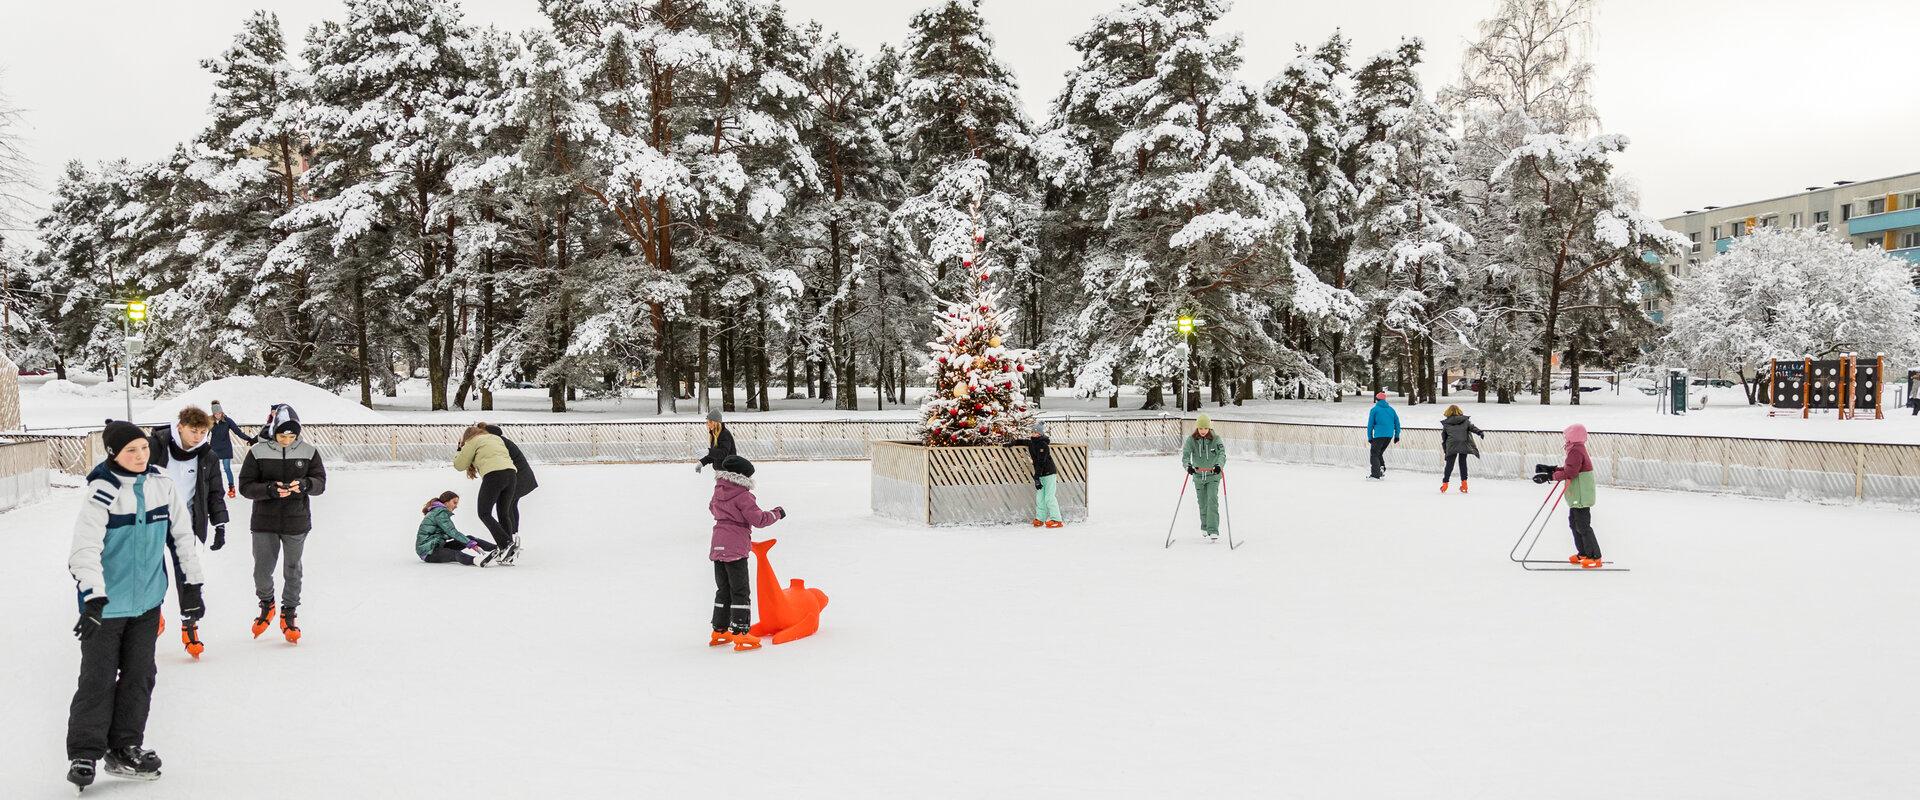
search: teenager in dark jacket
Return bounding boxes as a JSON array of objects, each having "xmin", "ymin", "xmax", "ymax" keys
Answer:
[
  {"xmin": 1438, "ymin": 405, "xmax": 1485, "ymax": 494},
  {"xmin": 253, "ymin": 403, "xmax": 299, "ymax": 443},
  {"xmin": 415, "ymin": 491, "xmax": 498, "ymax": 566},
  {"xmin": 1002, "ymin": 420, "xmax": 1061, "ymax": 528},
  {"xmin": 695, "ymin": 410, "xmax": 737, "ymax": 472},
  {"xmin": 147, "ymin": 405, "xmax": 229, "ymax": 658},
  {"xmin": 481, "ymin": 423, "xmax": 537, "ymax": 546},
  {"xmin": 207, "ymin": 400, "xmax": 255, "ymax": 498},
  {"xmin": 707, "ymin": 455, "xmax": 784, "ymax": 651},
  {"xmin": 237, "ymin": 417, "xmax": 327, "ymax": 642},
  {"xmin": 65, "ymin": 421, "xmax": 206, "ymax": 790},
  {"xmin": 1533, "ymin": 423, "xmax": 1602, "ymax": 568}
]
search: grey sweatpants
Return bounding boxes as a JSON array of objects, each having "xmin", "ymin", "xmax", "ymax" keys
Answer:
[{"xmin": 253, "ymin": 532, "xmax": 308, "ymax": 609}]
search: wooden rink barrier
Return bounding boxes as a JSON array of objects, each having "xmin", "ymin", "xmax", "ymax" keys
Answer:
[{"xmin": 870, "ymin": 440, "xmax": 1091, "ymax": 526}]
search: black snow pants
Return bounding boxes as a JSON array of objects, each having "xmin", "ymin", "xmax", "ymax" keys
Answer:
[
  {"xmin": 1368, "ymin": 437, "xmax": 1392, "ymax": 478},
  {"xmin": 1569, "ymin": 507, "xmax": 1603, "ymax": 560},
  {"xmin": 712, "ymin": 558, "xmax": 751, "ymax": 633},
  {"xmin": 1443, "ymin": 453, "xmax": 1469, "ymax": 483},
  {"xmin": 67, "ymin": 605, "xmax": 161, "ymax": 761}
]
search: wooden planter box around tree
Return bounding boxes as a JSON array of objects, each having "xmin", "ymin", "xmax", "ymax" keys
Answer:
[{"xmin": 870, "ymin": 440, "xmax": 1090, "ymax": 526}]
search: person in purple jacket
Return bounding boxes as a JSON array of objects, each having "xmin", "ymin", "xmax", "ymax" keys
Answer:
[{"xmin": 707, "ymin": 455, "xmax": 784, "ymax": 651}]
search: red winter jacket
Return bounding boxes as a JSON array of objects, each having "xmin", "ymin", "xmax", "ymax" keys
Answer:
[{"xmin": 709, "ymin": 472, "xmax": 780, "ymax": 561}]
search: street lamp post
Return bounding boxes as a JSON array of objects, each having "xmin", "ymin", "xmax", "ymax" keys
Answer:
[
  {"xmin": 1174, "ymin": 315, "xmax": 1206, "ymax": 412},
  {"xmin": 103, "ymin": 300, "xmax": 146, "ymax": 421}
]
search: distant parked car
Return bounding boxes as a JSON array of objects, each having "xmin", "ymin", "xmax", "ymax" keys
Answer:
[
  {"xmin": 503, "ymin": 380, "xmax": 541, "ymax": 389},
  {"xmin": 17, "ymin": 367, "xmax": 51, "ymax": 376},
  {"xmin": 1691, "ymin": 378, "xmax": 1736, "ymax": 389}
]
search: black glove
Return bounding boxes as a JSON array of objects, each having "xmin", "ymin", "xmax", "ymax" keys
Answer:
[
  {"xmin": 1534, "ymin": 463, "xmax": 1556, "ymax": 477},
  {"xmin": 73, "ymin": 597, "xmax": 108, "ymax": 641},
  {"xmin": 1393, "ymin": 437, "xmax": 1401, "ymax": 444},
  {"xmin": 211, "ymin": 524, "xmax": 227, "ymax": 551},
  {"xmin": 773, "ymin": 506, "xmax": 787, "ymax": 520},
  {"xmin": 179, "ymin": 584, "xmax": 205, "ymax": 621},
  {"xmin": 1217, "ymin": 466, "xmax": 1225, "ymax": 477},
  {"xmin": 1035, "ymin": 479, "xmax": 1044, "ymax": 490},
  {"xmin": 1532, "ymin": 473, "xmax": 1551, "ymax": 484},
  {"xmin": 695, "ymin": 462, "xmax": 706, "ymax": 473},
  {"xmin": 1186, "ymin": 465, "xmax": 1195, "ymax": 476}
]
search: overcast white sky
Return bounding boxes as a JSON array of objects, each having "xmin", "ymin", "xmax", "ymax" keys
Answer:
[{"xmin": 3, "ymin": 0, "xmax": 1915, "ymax": 237}]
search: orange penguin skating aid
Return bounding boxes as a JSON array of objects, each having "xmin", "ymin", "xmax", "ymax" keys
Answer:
[{"xmin": 747, "ymin": 539, "xmax": 828, "ymax": 645}]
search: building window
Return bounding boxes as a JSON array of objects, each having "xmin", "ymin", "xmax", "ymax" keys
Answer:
[
  {"xmin": 1762, "ymin": 215, "xmax": 1778, "ymax": 228},
  {"xmin": 1869, "ymin": 198, "xmax": 1886, "ymax": 215},
  {"xmin": 1688, "ymin": 231, "xmax": 1701, "ymax": 253},
  {"xmin": 1815, "ymin": 210, "xmax": 1831, "ymax": 232},
  {"xmin": 1731, "ymin": 220, "xmax": 1746, "ymax": 236},
  {"xmin": 1904, "ymin": 231, "xmax": 1920, "ymax": 249},
  {"xmin": 1842, "ymin": 204, "xmax": 1853, "ymax": 221},
  {"xmin": 1790, "ymin": 212, "xmax": 1802, "ymax": 228},
  {"xmin": 1710, "ymin": 225, "xmax": 1721, "ymax": 240},
  {"xmin": 1907, "ymin": 193, "xmax": 1920, "ymax": 209}
]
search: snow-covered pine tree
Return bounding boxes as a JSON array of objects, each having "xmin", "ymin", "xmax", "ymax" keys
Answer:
[
  {"xmin": 1488, "ymin": 133, "xmax": 1685, "ymax": 404},
  {"xmin": 33, "ymin": 161, "xmax": 138, "ymax": 379},
  {"xmin": 1661, "ymin": 227, "xmax": 1920, "ymax": 402},
  {"xmin": 1344, "ymin": 39, "xmax": 1473, "ymax": 405},
  {"xmin": 917, "ymin": 189, "xmax": 1036, "ymax": 446},
  {"xmin": 1265, "ymin": 32, "xmax": 1360, "ymax": 398},
  {"xmin": 891, "ymin": 0, "xmax": 1040, "ymax": 363},
  {"xmin": 285, "ymin": 0, "xmax": 483, "ymax": 409},
  {"xmin": 1039, "ymin": 0, "xmax": 1345, "ymax": 409},
  {"xmin": 187, "ymin": 11, "xmax": 314, "ymax": 380}
]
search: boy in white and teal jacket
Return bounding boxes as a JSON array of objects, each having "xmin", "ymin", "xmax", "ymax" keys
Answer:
[{"xmin": 64, "ymin": 421, "xmax": 206, "ymax": 789}]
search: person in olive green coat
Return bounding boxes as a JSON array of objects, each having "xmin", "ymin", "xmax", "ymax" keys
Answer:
[
  {"xmin": 415, "ymin": 491, "xmax": 498, "ymax": 566},
  {"xmin": 1180, "ymin": 414, "xmax": 1227, "ymax": 540},
  {"xmin": 453, "ymin": 425, "xmax": 521, "ymax": 562}
]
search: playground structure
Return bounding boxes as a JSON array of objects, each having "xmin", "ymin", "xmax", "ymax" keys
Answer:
[{"xmin": 1766, "ymin": 355, "xmax": 1885, "ymax": 420}]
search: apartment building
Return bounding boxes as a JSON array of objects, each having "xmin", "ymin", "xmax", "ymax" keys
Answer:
[{"xmin": 1648, "ymin": 170, "xmax": 1920, "ymax": 321}]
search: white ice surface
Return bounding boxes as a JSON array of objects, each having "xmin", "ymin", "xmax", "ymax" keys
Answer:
[{"xmin": 2, "ymin": 457, "xmax": 1914, "ymax": 798}]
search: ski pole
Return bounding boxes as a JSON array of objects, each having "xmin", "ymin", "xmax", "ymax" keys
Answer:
[
  {"xmin": 1164, "ymin": 473, "xmax": 1191, "ymax": 549},
  {"xmin": 1223, "ymin": 472, "xmax": 1240, "ymax": 550}
]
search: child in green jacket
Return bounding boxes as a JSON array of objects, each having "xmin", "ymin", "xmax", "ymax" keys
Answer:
[{"xmin": 416, "ymin": 491, "xmax": 498, "ymax": 567}]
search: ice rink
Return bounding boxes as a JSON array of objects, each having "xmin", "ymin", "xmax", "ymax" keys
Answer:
[{"xmin": 2, "ymin": 457, "xmax": 1914, "ymax": 798}]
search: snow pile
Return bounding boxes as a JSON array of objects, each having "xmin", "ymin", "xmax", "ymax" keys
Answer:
[
  {"xmin": 35, "ymin": 379, "xmax": 132, "ymax": 399},
  {"xmin": 142, "ymin": 376, "xmax": 390, "ymax": 425}
]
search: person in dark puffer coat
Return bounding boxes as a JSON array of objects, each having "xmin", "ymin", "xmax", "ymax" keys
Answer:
[
  {"xmin": 1438, "ymin": 405, "xmax": 1485, "ymax": 494},
  {"xmin": 707, "ymin": 455, "xmax": 784, "ymax": 651},
  {"xmin": 236, "ymin": 416, "xmax": 326, "ymax": 641},
  {"xmin": 1003, "ymin": 420, "xmax": 1062, "ymax": 528}
]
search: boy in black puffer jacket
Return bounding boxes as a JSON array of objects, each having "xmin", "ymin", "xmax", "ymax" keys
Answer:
[{"xmin": 236, "ymin": 418, "xmax": 326, "ymax": 643}]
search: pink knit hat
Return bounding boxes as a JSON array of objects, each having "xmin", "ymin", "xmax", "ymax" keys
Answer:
[{"xmin": 1563, "ymin": 423, "xmax": 1588, "ymax": 444}]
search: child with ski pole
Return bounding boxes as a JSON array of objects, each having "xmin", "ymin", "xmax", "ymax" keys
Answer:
[
  {"xmin": 1180, "ymin": 414, "xmax": 1226, "ymax": 542},
  {"xmin": 708, "ymin": 455, "xmax": 785, "ymax": 651},
  {"xmin": 1003, "ymin": 420, "xmax": 1062, "ymax": 528},
  {"xmin": 64, "ymin": 421, "xmax": 206, "ymax": 790},
  {"xmin": 416, "ymin": 491, "xmax": 499, "ymax": 567},
  {"xmin": 1533, "ymin": 423, "xmax": 1602, "ymax": 568}
]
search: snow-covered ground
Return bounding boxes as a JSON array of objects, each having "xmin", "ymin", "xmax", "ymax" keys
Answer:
[
  {"xmin": 19, "ymin": 374, "xmax": 1920, "ymax": 446},
  {"xmin": 2, "ymin": 458, "xmax": 1915, "ymax": 798}
]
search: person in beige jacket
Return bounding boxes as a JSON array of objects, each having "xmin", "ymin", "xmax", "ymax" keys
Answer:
[{"xmin": 453, "ymin": 425, "xmax": 520, "ymax": 563}]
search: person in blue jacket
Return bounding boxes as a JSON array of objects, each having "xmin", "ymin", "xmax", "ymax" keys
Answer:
[
  {"xmin": 1366, "ymin": 391, "xmax": 1401, "ymax": 480},
  {"xmin": 207, "ymin": 401, "xmax": 256, "ymax": 499}
]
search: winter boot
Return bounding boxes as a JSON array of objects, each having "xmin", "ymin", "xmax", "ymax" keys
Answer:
[
  {"xmin": 731, "ymin": 630, "xmax": 762, "ymax": 651},
  {"xmin": 709, "ymin": 629, "xmax": 732, "ymax": 647},
  {"xmin": 1045, "ymin": 520, "xmax": 1063, "ymax": 529},
  {"xmin": 280, "ymin": 608, "xmax": 301, "ymax": 644},
  {"xmin": 1460, "ymin": 480, "xmax": 1469, "ymax": 494},
  {"xmin": 102, "ymin": 746, "xmax": 161, "ymax": 781},
  {"xmin": 471, "ymin": 546, "xmax": 500, "ymax": 568},
  {"xmin": 181, "ymin": 621, "xmax": 204, "ymax": 660},
  {"xmin": 1031, "ymin": 519, "xmax": 1044, "ymax": 528},
  {"xmin": 496, "ymin": 540, "xmax": 521, "ymax": 566},
  {"xmin": 1440, "ymin": 482, "xmax": 1450, "ymax": 493},
  {"xmin": 67, "ymin": 758, "xmax": 96, "ymax": 791},
  {"xmin": 250, "ymin": 600, "xmax": 276, "ymax": 638}
]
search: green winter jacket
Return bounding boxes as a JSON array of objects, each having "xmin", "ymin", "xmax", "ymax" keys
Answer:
[
  {"xmin": 453, "ymin": 433, "xmax": 515, "ymax": 477},
  {"xmin": 415, "ymin": 504, "xmax": 474, "ymax": 557},
  {"xmin": 1181, "ymin": 432, "xmax": 1226, "ymax": 472}
]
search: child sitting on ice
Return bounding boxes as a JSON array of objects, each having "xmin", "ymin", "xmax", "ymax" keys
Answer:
[
  {"xmin": 708, "ymin": 455, "xmax": 784, "ymax": 651},
  {"xmin": 1002, "ymin": 420, "xmax": 1062, "ymax": 528},
  {"xmin": 416, "ymin": 491, "xmax": 499, "ymax": 567}
]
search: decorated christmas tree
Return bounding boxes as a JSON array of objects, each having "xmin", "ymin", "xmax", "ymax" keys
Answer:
[{"xmin": 917, "ymin": 190, "xmax": 1037, "ymax": 447}]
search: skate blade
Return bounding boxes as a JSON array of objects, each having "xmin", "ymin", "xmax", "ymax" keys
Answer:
[{"xmin": 102, "ymin": 767, "xmax": 160, "ymax": 782}]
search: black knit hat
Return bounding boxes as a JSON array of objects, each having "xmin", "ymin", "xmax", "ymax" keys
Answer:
[
  {"xmin": 102, "ymin": 421, "xmax": 146, "ymax": 459},
  {"xmin": 275, "ymin": 419, "xmax": 302, "ymax": 436},
  {"xmin": 719, "ymin": 454, "xmax": 754, "ymax": 477}
]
